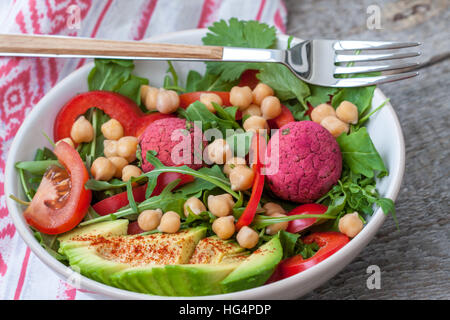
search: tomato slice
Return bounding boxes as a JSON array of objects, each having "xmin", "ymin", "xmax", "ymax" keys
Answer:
[
  {"xmin": 268, "ymin": 104, "xmax": 295, "ymax": 129},
  {"xmin": 286, "ymin": 203, "xmax": 328, "ymax": 233},
  {"xmin": 23, "ymin": 142, "xmax": 92, "ymax": 234},
  {"xmin": 238, "ymin": 69, "xmax": 260, "ymax": 89},
  {"xmin": 278, "ymin": 232, "xmax": 349, "ymax": 279},
  {"xmin": 53, "ymin": 91, "xmax": 173, "ymax": 141}
]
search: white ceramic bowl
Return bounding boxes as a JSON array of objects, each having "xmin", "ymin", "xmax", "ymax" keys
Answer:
[{"xmin": 5, "ymin": 30, "xmax": 405, "ymax": 300}]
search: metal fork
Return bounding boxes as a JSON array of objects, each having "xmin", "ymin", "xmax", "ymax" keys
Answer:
[{"xmin": 0, "ymin": 34, "xmax": 420, "ymax": 87}]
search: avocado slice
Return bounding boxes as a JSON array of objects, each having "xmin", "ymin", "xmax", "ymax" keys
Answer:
[
  {"xmin": 58, "ymin": 219, "xmax": 129, "ymax": 243},
  {"xmin": 189, "ymin": 236, "xmax": 245, "ymax": 264},
  {"xmin": 165, "ymin": 263, "xmax": 240, "ymax": 296},
  {"xmin": 58, "ymin": 220, "xmax": 129, "ymax": 254},
  {"xmin": 220, "ymin": 237, "xmax": 283, "ymax": 293},
  {"xmin": 61, "ymin": 226, "xmax": 207, "ymax": 292}
]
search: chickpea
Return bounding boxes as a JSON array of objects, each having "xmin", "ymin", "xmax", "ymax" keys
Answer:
[
  {"xmin": 200, "ymin": 93, "xmax": 223, "ymax": 113},
  {"xmin": 212, "ymin": 216, "xmax": 236, "ymax": 240},
  {"xmin": 140, "ymin": 84, "xmax": 151, "ymax": 104},
  {"xmin": 108, "ymin": 156, "xmax": 128, "ymax": 178},
  {"xmin": 90, "ymin": 157, "xmax": 116, "ymax": 181},
  {"xmin": 56, "ymin": 137, "xmax": 75, "ymax": 148},
  {"xmin": 206, "ymin": 139, "xmax": 232, "ymax": 165},
  {"xmin": 252, "ymin": 83, "xmax": 274, "ymax": 105},
  {"xmin": 336, "ymin": 101, "xmax": 359, "ymax": 124},
  {"xmin": 310, "ymin": 103, "xmax": 336, "ymax": 124},
  {"xmin": 265, "ymin": 213, "xmax": 289, "ymax": 235},
  {"xmin": 236, "ymin": 226, "xmax": 259, "ymax": 249},
  {"xmin": 243, "ymin": 115, "xmax": 268, "ymax": 133},
  {"xmin": 117, "ymin": 136, "xmax": 139, "ymax": 162},
  {"xmin": 263, "ymin": 202, "xmax": 286, "ymax": 216},
  {"xmin": 144, "ymin": 86, "xmax": 159, "ymax": 111},
  {"xmin": 158, "ymin": 211, "xmax": 181, "ymax": 233},
  {"xmin": 70, "ymin": 115, "xmax": 94, "ymax": 144},
  {"xmin": 338, "ymin": 212, "xmax": 364, "ymax": 238},
  {"xmin": 156, "ymin": 89, "xmax": 179, "ymax": 114},
  {"xmin": 223, "ymin": 157, "xmax": 247, "ymax": 175},
  {"xmin": 137, "ymin": 209, "xmax": 162, "ymax": 231},
  {"xmin": 122, "ymin": 165, "xmax": 142, "ymax": 182},
  {"xmin": 230, "ymin": 86, "xmax": 253, "ymax": 110},
  {"xmin": 103, "ymin": 140, "xmax": 118, "ymax": 158},
  {"xmin": 242, "ymin": 104, "xmax": 262, "ymax": 117},
  {"xmin": 320, "ymin": 116, "xmax": 349, "ymax": 138},
  {"xmin": 260, "ymin": 96, "xmax": 282, "ymax": 120},
  {"xmin": 101, "ymin": 119, "xmax": 124, "ymax": 140},
  {"xmin": 229, "ymin": 166, "xmax": 255, "ymax": 191},
  {"xmin": 208, "ymin": 194, "xmax": 235, "ymax": 217},
  {"xmin": 183, "ymin": 197, "xmax": 207, "ymax": 217}
]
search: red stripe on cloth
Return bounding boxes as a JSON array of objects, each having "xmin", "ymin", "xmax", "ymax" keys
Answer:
[
  {"xmin": 0, "ymin": 224, "xmax": 16, "ymax": 276},
  {"xmin": 14, "ymin": 247, "xmax": 31, "ymax": 300},
  {"xmin": 76, "ymin": 0, "xmax": 114, "ymax": 69},
  {"xmin": 273, "ymin": 8, "xmax": 286, "ymax": 33},
  {"xmin": 197, "ymin": 0, "xmax": 219, "ymax": 28},
  {"xmin": 255, "ymin": 0, "xmax": 266, "ymax": 21},
  {"xmin": 29, "ymin": 0, "xmax": 41, "ymax": 34},
  {"xmin": 133, "ymin": 0, "xmax": 158, "ymax": 40}
]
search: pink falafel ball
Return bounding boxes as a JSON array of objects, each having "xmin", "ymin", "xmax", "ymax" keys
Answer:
[
  {"xmin": 266, "ymin": 121, "xmax": 342, "ymax": 203},
  {"xmin": 139, "ymin": 118, "xmax": 204, "ymax": 172}
]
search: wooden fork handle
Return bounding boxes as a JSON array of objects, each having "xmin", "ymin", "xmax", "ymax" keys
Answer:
[{"xmin": 0, "ymin": 34, "xmax": 224, "ymax": 60}]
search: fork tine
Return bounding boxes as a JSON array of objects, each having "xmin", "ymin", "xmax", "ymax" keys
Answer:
[
  {"xmin": 335, "ymin": 62, "xmax": 420, "ymax": 75},
  {"xmin": 333, "ymin": 72, "xmax": 419, "ymax": 87},
  {"xmin": 334, "ymin": 40, "xmax": 421, "ymax": 51},
  {"xmin": 335, "ymin": 51, "xmax": 420, "ymax": 63}
]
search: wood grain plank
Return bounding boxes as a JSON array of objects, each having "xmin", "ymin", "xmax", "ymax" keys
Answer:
[{"xmin": 284, "ymin": 0, "xmax": 450, "ymax": 300}]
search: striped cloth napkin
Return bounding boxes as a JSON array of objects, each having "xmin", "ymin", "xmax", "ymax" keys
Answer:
[{"xmin": 0, "ymin": 0, "xmax": 287, "ymax": 300}]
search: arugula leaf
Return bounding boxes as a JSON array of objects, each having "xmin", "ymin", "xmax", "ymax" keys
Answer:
[
  {"xmin": 257, "ymin": 63, "xmax": 310, "ymax": 107},
  {"xmin": 202, "ymin": 18, "xmax": 277, "ymax": 81},
  {"xmin": 306, "ymin": 85, "xmax": 338, "ymax": 107},
  {"xmin": 184, "ymin": 101, "xmax": 240, "ymax": 136},
  {"xmin": 331, "ymin": 85, "xmax": 376, "ymax": 116},
  {"xmin": 184, "ymin": 71, "xmax": 238, "ymax": 92},
  {"xmin": 282, "ymin": 99, "xmax": 309, "ymax": 121},
  {"xmin": 337, "ymin": 127, "xmax": 387, "ymax": 178},
  {"xmin": 15, "ymin": 160, "xmax": 59, "ymax": 175},
  {"xmin": 295, "ymin": 239, "xmax": 320, "ymax": 259},
  {"xmin": 33, "ymin": 230, "xmax": 67, "ymax": 262},
  {"xmin": 88, "ymin": 59, "xmax": 148, "ymax": 105},
  {"xmin": 279, "ymin": 230, "xmax": 300, "ymax": 259},
  {"xmin": 175, "ymin": 165, "xmax": 228, "ymax": 197}
]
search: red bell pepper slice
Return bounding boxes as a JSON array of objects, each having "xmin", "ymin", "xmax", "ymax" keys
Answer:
[
  {"xmin": 53, "ymin": 91, "xmax": 173, "ymax": 141},
  {"xmin": 179, "ymin": 91, "xmax": 232, "ymax": 108},
  {"xmin": 268, "ymin": 104, "xmax": 295, "ymax": 129},
  {"xmin": 276, "ymin": 232, "xmax": 350, "ymax": 280},
  {"xmin": 286, "ymin": 203, "xmax": 328, "ymax": 233},
  {"xmin": 235, "ymin": 134, "xmax": 266, "ymax": 230},
  {"xmin": 238, "ymin": 69, "xmax": 260, "ymax": 89}
]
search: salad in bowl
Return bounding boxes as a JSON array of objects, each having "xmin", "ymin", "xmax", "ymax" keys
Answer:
[{"xmin": 8, "ymin": 19, "xmax": 398, "ymax": 298}]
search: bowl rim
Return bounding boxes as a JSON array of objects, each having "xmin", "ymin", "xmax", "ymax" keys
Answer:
[{"xmin": 4, "ymin": 29, "xmax": 405, "ymax": 300}]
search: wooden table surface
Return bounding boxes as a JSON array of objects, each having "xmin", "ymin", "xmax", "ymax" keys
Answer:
[{"xmin": 284, "ymin": 0, "xmax": 449, "ymax": 300}]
